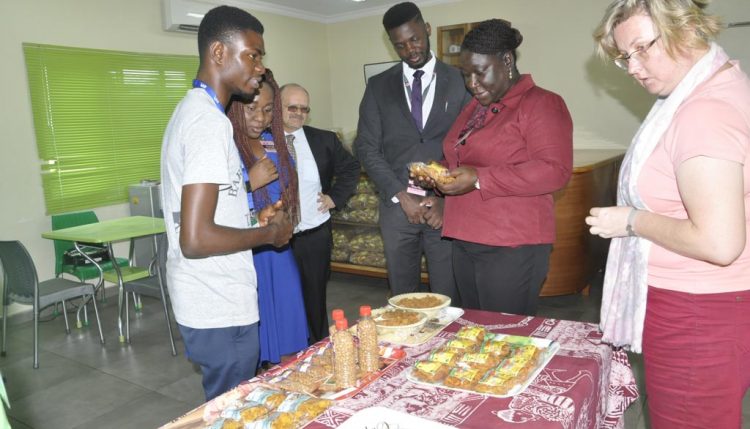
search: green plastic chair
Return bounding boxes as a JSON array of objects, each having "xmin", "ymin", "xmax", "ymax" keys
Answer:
[
  {"xmin": 51, "ymin": 211, "xmax": 129, "ymax": 292},
  {"xmin": 0, "ymin": 240, "xmax": 105, "ymax": 368}
]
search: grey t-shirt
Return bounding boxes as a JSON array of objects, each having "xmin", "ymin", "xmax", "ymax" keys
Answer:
[{"xmin": 160, "ymin": 88, "xmax": 258, "ymax": 329}]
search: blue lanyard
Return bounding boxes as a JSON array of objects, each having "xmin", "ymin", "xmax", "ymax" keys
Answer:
[{"xmin": 192, "ymin": 79, "xmax": 224, "ymax": 113}]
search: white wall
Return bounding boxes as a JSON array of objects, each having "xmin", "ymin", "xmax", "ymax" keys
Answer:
[
  {"xmin": 0, "ymin": 0, "xmax": 333, "ymax": 316},
  {"xmin": 1, "ymin": 0, "xmax": 748, "ymax": 316}
]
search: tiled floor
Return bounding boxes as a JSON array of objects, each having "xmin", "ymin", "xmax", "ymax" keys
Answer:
[{"xmin": 1, "ymin": 271, "xmax": 748, "ymax": 428}]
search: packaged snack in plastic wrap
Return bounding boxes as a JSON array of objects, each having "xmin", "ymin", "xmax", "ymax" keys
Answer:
[{"xmin": 412, "ymin": 360, "xmax": 450, "ymax": 383}]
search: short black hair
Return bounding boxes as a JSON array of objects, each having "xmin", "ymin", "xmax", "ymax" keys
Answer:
[
  {"xmin": 461, "ymin": 19, "xmax": 523, "ymax": 56},
  {"xmin": 197, "ymin": 6, "xmax": 264, "ymax": 61},
  {"xmin": 382, "ymin": 2, "xmax": 423, "ymax": 31}
]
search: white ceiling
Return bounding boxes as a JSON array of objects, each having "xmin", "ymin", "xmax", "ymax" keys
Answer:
[{"xmin": 224, "ymin": 0, "xmax": 462, "ymax": 23}]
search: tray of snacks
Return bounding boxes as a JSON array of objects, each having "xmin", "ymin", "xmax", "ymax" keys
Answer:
[
  {"xmin": 159, "ymin": 382, "xmax": 332, "ymax": 429},
  {"xmin": 259, "ymin": 341, "xmax": 405, "ymax": 401},
  {"xmin": 406, "ymin": 326, "xmax": 559, "ymax": 398}
]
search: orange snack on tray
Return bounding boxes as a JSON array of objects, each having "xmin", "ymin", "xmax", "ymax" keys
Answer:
[
  {"xmin": 509, "ymin": 344, "xmax": 543, "ymax": 367},
  {"xmin": 426, "ymin": 349, "xmax": 461, "ymax": 366},
  {"xmin": 495, "ymin": 355, "xmax": 534, "ymax": 379},
  {"xmin": 458, "ymin": 352, "xmax": 501, "ymax": 371},
  {"xmin": 443, "ymin": 338, "xmax": 478, "ymax": 354},
  {"xmin": 412, "ymin": 360, "xmax": 450, "ymax": 383},
  {"xmin": 480, "ymin": 340, "xmax": 513, "ymax": 358},
  {"xmin": 475, "ymin": 371, "xmax": 517, "ymax": 395},
  {"xmin": 454, "ymin": 326, "xmax": 486, "ymax": 344},
  {"xmin": 443, "ymin": 366, "xmax": 483, "ymax": 389},
  {"xmin": 246, "ymin": 411, "xmax": 297, "ymax": 429},
  {"xmin": 244, "ymin": 386, "xmax": 287, "ymax": 410},
  {"xmin": 409, "ymin": 161, "xmax": 455, "ymax": 184}
]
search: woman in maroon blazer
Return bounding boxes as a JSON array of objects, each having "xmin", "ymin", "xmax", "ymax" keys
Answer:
[{"xmin": 418, "ymin": 19, "xmax": 573, "ymax": 316}]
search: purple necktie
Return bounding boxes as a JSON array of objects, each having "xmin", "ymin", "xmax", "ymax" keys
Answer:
[{"xmin": 410, "ymin": 69, "xmax": 425, "ymax": 131}]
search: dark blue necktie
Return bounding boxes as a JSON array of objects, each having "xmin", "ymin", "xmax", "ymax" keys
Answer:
[{"xmin": 410, "ymin": 69, "xmax": 425, "ymax": 131}]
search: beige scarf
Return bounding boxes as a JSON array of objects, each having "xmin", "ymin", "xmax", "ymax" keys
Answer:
[{"xmin": 600, "ymin": 43, "xmax": 729, "ymax": 353}]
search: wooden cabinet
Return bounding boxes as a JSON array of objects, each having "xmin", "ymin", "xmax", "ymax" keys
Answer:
[
  {"xmin": 541, "ymin": 149, "xmax": 624, "ymax": 296},
  {"xmin": 331, "ymin": 150, "xmax": 624, "ymax": 296},
  {"xmin": 437, "ymin": 20, "xmax": 512, "ymax": 67},
  {"xmin": 436, "ymin": 22, "xmax": 479, "ymax": 67}
]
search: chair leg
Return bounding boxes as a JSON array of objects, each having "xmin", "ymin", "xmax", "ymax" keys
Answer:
[
  {"xmin": 89, "ymin": 294, "xmax": 105, "ymax": 345},
  {"xmin": 33, "ymin": 304, "xmax": 39, "ymax": 369},
  {"xmin": 156, "ymin": 281, "xmax": 177, "ymax": 356},
  {"xmin": 125, "ymin": 290, "xmax": 131, "ymax": 343},
  {"xmin": 61, "ymin": 299, "xmax": 70, "ymax": 334},
  {"xmin": 1, "ymin": 292, "xmax": 8, "ymax": 357}
]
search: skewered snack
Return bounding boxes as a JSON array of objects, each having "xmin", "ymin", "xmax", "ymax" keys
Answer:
[{"xmin": 409, "ymin": 161, "xmax": 455, "ymax": 184}]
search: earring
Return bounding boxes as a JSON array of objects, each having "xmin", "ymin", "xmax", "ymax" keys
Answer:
[{"xmin": 508, "ymin": 68, "xmax": 513, "ymax": 80}]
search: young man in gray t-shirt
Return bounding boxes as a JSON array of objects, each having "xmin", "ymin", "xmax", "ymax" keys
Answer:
[{"xmin": 160, "ymin": 6, "xmax": 292, "ymax": 401}]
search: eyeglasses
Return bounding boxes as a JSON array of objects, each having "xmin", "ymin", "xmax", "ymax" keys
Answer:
[
  {"xmin": 286, "ymin": 105, "xmax": 311, "ymax": 114},
  {"xmin": 613, "ymin": 35, "xmax": 660, "ymax": 70}
]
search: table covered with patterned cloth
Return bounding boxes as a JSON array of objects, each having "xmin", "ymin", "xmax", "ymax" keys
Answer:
[{"xmin": 306, "ymin": 309, "xmax": 638, "ymax": 429}]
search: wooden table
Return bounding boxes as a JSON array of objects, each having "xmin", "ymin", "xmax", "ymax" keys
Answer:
[{"xmin": 42, "ymin": 215, "xmax": 166, "ymax": 342}]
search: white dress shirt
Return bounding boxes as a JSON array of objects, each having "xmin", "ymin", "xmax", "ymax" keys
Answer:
[
  {"xmin": 401, "ymin": 51, "xmax": 437, "ymax": 129},
  {"xmin": 288, "ymin": 128, "xmax": 330, "ymax": 232},
  {"xmin": 393, "ymin": 52, "xmax": 438, "ymax": 203}
]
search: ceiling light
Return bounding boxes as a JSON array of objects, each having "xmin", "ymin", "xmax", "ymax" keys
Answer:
[{"xmin": 351, "ymin": 0, "xmax": 367, "ymax": 2}]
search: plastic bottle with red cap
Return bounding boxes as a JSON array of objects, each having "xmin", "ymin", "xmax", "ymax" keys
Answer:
[
  {"xmin": 332, "ymin": 318, "xmax": 357, "ymax": 389},
  {"xmin": 329, "ymin": 308, "xmax": 344, "ymax": 338},
  {"xmin": 357, "ymin": 305, "xmax": 380, "ymax": 373}
]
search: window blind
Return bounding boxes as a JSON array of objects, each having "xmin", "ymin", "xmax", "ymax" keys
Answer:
[{"xmin": 24, "ymin": 43, "xmax": 198, "ymax": 215}]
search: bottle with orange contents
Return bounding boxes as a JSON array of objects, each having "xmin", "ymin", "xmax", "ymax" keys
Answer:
[
  {"xmin": 357, "ymin": 305, "xmax": 379, "ymax": 373},
  {"xmin": 332, "ymin": 318, "xmax": 357, "ymax": 389},
  {"xmin": 329, "ymin": 309, "xmax": 344, "ymax": 338}
]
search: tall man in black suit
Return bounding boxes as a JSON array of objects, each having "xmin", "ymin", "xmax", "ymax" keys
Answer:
[
  {"xmin": 281, "ymin": 83, "xmax": 360, "ymax": 343},
  {"xmin": 354, "ymin": 2, "xmax": 471, "ymax": 302}
]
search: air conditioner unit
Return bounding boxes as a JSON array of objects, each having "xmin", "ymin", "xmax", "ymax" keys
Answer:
[{"xmin": 162, "ymin": 0, "xmax": 212, "ymax": 33}]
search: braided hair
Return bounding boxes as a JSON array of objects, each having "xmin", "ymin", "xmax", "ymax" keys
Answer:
[
  {"xmin": 461, "ymin": 19, "xmax": 523, "ymax": 60},
  {"xmin": 228, "ymin": 69, "xmax": 301, "ymax": 227}
]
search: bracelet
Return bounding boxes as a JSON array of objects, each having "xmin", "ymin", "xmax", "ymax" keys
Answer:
[{"xmin": 626, "ymin": 208, "xmax": 638, "ymax": 237}]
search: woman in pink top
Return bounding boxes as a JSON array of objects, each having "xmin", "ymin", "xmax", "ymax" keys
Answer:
[{"xmin": 586, "ymin": 1, "xmax": 750, "ymax": 428}]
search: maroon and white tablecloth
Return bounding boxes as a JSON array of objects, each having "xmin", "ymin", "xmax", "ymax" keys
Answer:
[{"xmin": 307, "ymin": 309, "xmax": 638, "ymax": 429}]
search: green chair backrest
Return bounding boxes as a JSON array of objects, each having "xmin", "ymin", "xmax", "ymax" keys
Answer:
[{"xmin": 51, "ymin": 211, "xmax": 99, "ymax": 276}]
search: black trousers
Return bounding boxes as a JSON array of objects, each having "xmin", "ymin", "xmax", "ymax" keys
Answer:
[
  {"xmin": 452, "ymin": 240, "xmax": 551, "ymax": 316},
  {"xmin": 378, "ymin": 201, "xmax": 459, "ymax": 304},
  {"xmin": 291, "ymin": 220, "xmax": 332, "ymax": 343}
]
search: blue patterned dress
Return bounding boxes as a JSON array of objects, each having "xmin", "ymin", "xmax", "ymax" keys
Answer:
[{"xmin": 244, "ymin": 132, "xmax": 308, "ymax": 364}]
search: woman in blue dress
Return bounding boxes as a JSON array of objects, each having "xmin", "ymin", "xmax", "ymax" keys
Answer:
[{"xmin": 227, "ymin": 70, "xmax": 308, "ymax": 366}]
